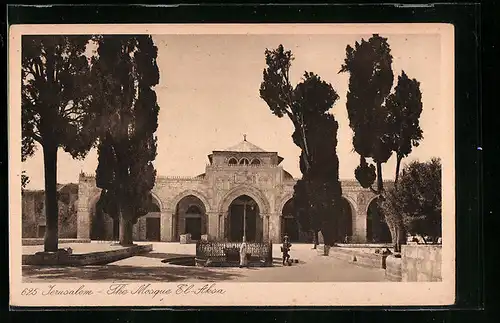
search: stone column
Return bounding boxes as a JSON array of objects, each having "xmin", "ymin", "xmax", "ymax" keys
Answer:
[
  {"xmin": 220, "ymin": 211, "xmax": 229, "ymax": 241},
  {"xmin": 267, "ymin": 213, "xmax": 281, "ymax": 243},
  {"xmin": 77, "ymin": 206, "xmax": 91, "ymax": 239},
  {"xmin": 353, "ymin": 209, "xmax": 367, "ymax": 243},
  {"xmin": 160, "ymin": 210, "xmax": 172, "ymax": 242},
  {"xmin": 218, "ymin": 214, "xmax": 223, "ymax": 240},
  {"xmin": 207, "ymin": 212, "xmax": 218, "ymax": 241}
]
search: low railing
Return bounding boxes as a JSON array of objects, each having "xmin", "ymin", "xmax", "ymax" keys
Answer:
[{"xmin": 195, "ymin": 241, "xmax": 273, "ymax": 267}]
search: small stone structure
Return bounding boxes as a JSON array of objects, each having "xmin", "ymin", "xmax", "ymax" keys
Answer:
[
  {"xmin": 385, "ymin": 256, "xmax": 403, "ymax": 281},
  {"xmin": 180, "ymin": 233, "xmax": 192, "ymax": 244},
  {"xmin": 22, "ymin": 244, "xmax": 153, "ymax": 266}
]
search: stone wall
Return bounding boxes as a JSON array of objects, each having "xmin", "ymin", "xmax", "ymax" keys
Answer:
[
  {"xmin": 22, "ymin": 191, "xmax": 40, "ymax": 237},
  {"xmin": 401, "ymin": 244, "xmax": 442, "ymax": 282},
  {"xmin": 22, "ymin": 185, "xmax": 79, "ymax": 239}
]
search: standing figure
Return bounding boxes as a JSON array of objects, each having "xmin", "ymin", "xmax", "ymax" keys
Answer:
[
  {"xmin": 239, "ymin": 241, "xmax": 248, "ymax": 268},
  {"xmin": 281, "ymin": 235, "xmax": 292, "ymax": 265}
]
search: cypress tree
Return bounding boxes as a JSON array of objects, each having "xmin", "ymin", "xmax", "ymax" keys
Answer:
[
  {"xmin": 260, "ymin": 46, "xmax": 342, "ymax": 247},
  {"xmin": 90, "ymin": 35, "xmax": 159, "ymax": 245}
]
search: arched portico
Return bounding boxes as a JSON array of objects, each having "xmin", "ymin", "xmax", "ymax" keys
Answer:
[
  {"xmin": 172, "ymin": 194, "xmax": 209, "ymax": 242},
  {"xmin": 167, "ymin": 189, "xmax": 211, "ymax": 213},
  {"xmin": 218, "ymin": 185, "xmax": 271, "ymax": 242},
  {"xmin": 338, "ymin": 197, "xmax": 355, "ymax": 243},
  {"xmin": 366, "ymin": 196, "xmax": 392, "ymax": 243},
  {"xmin": 280, "ymin": 198, "xmax": 300, "ymax": 242},
  {"xmin": 227, "ymin": 195, "xmax": 261, "ymax": 242},
  {"xmin": 218, "ymin": 185, "xmax": 270, "ymax": 215}
]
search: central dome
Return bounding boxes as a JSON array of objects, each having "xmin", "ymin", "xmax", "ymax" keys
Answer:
[{"xmin": 223, "ymin": 136, "xmax": 267, "ymax": 153}]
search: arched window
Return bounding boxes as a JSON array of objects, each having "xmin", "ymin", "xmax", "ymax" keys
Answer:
[
  {"xmin": 228, "ymin": 157, "xmax": 238, "ymax": 165},
  {"xmin": 239, "ymin": 158, "xmax": 250, "ymax": 165},
  {"xmin": 250, "ymin": 158, "xmax": 261, "ymax": 165}
]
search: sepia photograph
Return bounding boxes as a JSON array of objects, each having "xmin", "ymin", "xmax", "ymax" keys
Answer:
[{"xmin": 9, "ymin": 23, "xmax": 455, "ymax": 307}]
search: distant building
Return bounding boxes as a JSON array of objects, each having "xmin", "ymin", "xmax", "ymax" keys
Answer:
[
  {"xmin": 22, "ymin": 183, "xmax": 79, "ymax": 238},
  {"xmin": 75, "ymin": 137, "xmax": 393, "ymax": 243}
]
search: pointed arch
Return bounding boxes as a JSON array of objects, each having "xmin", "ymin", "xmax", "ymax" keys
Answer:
[
  {"xmin": 218, "ymin": 185, "xmax": 270, "ymax": 215},
  {"xmin": 167, "ymin": 189, "xmax": 211, "ymax": 213},
  {"xmin": 150, "ymin": 191, "xmax": 163, "ymax": 211},
  {"xmin": 278, "ymin": 191, "xmax": 295, "ymax": 214}
]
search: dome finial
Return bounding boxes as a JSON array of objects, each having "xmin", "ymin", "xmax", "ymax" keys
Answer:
[{"xmin": 243, "ymin": 134, "xmax": 247, "ymax": 141}]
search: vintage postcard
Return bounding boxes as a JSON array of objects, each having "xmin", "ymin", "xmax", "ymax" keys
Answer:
[{"xmin": 9, "ymin": 23, "xmax": 455, "ymax": 307}]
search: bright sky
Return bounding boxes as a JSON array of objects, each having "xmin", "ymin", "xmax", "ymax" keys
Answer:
[{"xmin": 22, "ymin": 33, "xmax": 442, "ymax": 190}]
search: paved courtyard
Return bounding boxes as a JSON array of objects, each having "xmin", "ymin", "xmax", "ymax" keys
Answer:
[{"xmin": 22, "ymin": 242, "xmax": 386, "ymax": 283}]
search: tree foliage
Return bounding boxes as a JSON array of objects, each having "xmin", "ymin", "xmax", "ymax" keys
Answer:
[
  {"xmin": 339, "ymin": 34, "xmax": 394, "ymax": 193},
  {"xmin": 386, "ymin": 71, "xmax": 424, "ymax": 183},
  {"xmin": 260, "ymin": 46, "xmax": 339, "ymax": 174},
  {"xmin": 381, "ymin": 158, "xmax": 442, "ymax": 242},
  {"xmin": 21, "ymin": 35, "xmax": 95, "ymax": 251},
  {"xmin": 340, "ymin": 34, "xmax": 425, "ymax": 251},
  {"xmin": 22, "ymin": 36, "xmax": 96, "ymax": 160},
  {"xmin": 261, "ymin": 45, "xmax": 342, "ymax": 246},
  {"xmin": 90, "ymin": 35, "xmax": 160, "ymax": 246},
  {"xmin": 21, "ymin": 171, "xmax": 30, "ymax": 191}
]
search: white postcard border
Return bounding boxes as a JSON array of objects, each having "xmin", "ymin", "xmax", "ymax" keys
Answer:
[{"xmin": 9, "ymin": 23, "xmax": 455, "ymax": 307}]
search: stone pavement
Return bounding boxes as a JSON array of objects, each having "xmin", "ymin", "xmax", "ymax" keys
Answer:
[{"xmin": 22, "ymin": 242, "xmax": 386, "ymax": 283}]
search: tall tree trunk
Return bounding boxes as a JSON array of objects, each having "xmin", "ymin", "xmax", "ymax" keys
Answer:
[
  {"xmin": 300, "ymin": 123, "xmax": 311, "ymax": 172},
  {"xmin": 395, "ymin": 154, "xmax": 403, "ymax": 185},
  {"xmin": 312, "ymin": 230, "xmax": 318, "ymax": 249},
  {"xmin": 388, "ymin": 223, "xmax": 397, "ymax": 250},
  {"xmin": 396, "ymin": 225, "xmax": 406, "ymax": 253},
  {"xmin": 376, "ymin": 161, "xmax": 384, "ymax": 192},
  {"xmin": 119, "ymin": 209, "xmax": 134, "ymax": 246},
  {"xmin": 42, "ymin": 143, "xmax": 59, "ymax": 252},
  {"xmin": 391, "ymin": 224, "xmax": 400, "ymax": 252}
]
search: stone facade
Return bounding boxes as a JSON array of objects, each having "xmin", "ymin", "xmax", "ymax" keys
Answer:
[
  {"xmin": 76, "ymin": 138, "xmax": 391, "ymax": 243},
  {"xmin": 22, "ymin": 184, "xmax": 79, "ymax": 238}
]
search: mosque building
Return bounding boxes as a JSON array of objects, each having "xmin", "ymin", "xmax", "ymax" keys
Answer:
[{"xmin": 75, "ymin": 136, "xmax": 392, "ymax": 243}]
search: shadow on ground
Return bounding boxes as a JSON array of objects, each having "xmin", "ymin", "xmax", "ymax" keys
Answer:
[
  {"xmin": 22, "ymin": 264, "xmax": 243, "ymax": 282},
  {"xmin": 272, "ymin": 257, "xmax": 306, "ymax": 265},
  {"xmin": 140, "ymin": 252, "xmax": 192, "ymax": 260}
]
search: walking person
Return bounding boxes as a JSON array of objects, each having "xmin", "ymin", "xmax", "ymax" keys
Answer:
[{"xmin": 281, "ymin": 235, "xmax": 292, "ymax": 266}]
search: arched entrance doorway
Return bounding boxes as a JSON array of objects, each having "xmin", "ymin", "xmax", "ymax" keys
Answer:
[
  {"xmin": 184, "ymin": 205, "xmax": 203, "ymax": 240},
  {"xmin": 337, "ymin": 198, "xmax": 353, "ymax": 243},
  {"xmin": 367, "ymin": 197, "xmax": 392, "ymax": 243},
  {"xmin": 281, "ymin": 199, "xmax": 299, "ymax": 242},
  {"xmin": 227, "ymin": 195, "xmax": 261, "ymax": 242},
  {"xmin": 174, "ymin": 195, "xmax": 207, "ymax": 241},
  {"xmin": 145, "ymin": 201, "xmax": 161, "ymax": 242}
]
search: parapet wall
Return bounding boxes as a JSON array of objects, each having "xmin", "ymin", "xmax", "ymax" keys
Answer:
[{"xmin": 322, "ymin": 244, "xmax": 442, "ymax": 282}]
